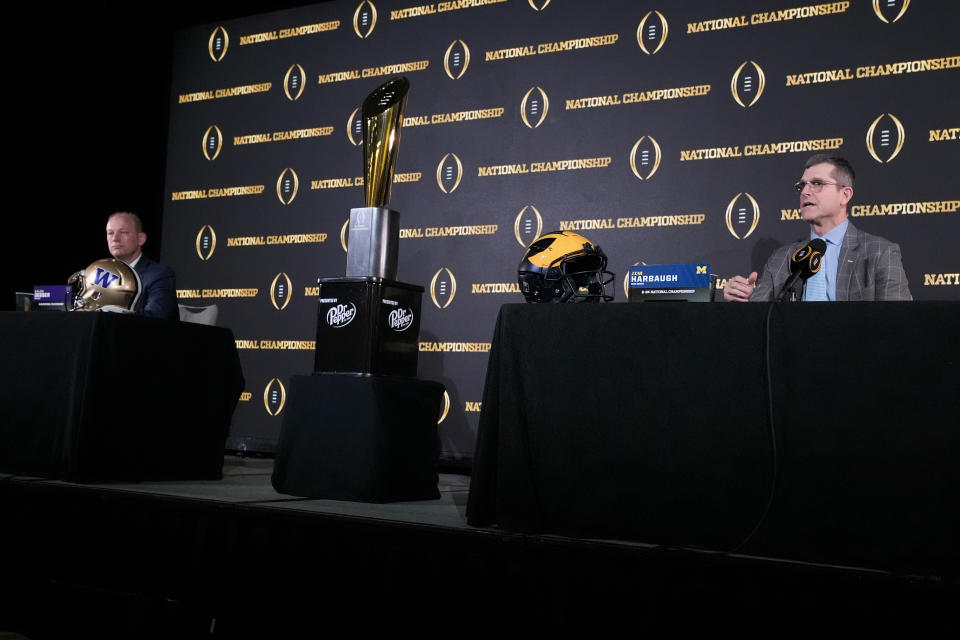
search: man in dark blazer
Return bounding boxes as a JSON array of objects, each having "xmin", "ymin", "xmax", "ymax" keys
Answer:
[
  {"xmin": 106, "ymin": 212, "xmax": 178, "ymax": 319},
  {"xmin": 724, "ymin": 155, "xmax": 912, "ymax": 302}
]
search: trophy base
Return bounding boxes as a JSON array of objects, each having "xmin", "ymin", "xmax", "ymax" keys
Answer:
[
  {"xmin": 314, "ymin": 277, "xmax": 423, "ymax": 377},
  {"xmin": 346, "ymin": 207, "xmax": 399, "ymax": 280}
]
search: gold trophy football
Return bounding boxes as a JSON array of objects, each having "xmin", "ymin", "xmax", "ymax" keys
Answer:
[{"xmin": 346, "ymin": 76, "xmax": 409, "ymax": 279}]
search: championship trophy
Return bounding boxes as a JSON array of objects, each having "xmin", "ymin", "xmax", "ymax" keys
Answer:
[
  {"xmin": 346, "ymin": 76, "xmax": 409, "ymax": 279},
  {"xmin": 274, "ymin": 77, "xmax": 442, "ymax": 503},
  {"xmin": 314, "ymin": 76, "xmax": 424, "ymax": 378}
]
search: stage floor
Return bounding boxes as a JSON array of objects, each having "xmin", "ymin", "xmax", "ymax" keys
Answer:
[
  {"xmin": 5, "ymin": 454, "xmax": 476, "ymax": 530},
  {"xmin": 1, "ymin": 456, "xmax": 955, "ymax": 635}
]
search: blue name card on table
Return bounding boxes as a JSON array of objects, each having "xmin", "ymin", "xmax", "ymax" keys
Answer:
[
  {"xmin": 627, "ymin": 264, "xmax": 711, "ymax": 302},
  {"xmin": 33, "ymin": 285, "xmax": 72, "ymax": 310}
]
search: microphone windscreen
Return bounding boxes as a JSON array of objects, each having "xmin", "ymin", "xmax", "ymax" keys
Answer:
[{"xmin": 790, "ymin": 238, "xmax": 827, "ymax": 277}]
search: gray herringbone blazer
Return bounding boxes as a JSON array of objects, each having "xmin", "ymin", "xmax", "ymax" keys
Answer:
[{"xmin": 750, "ymin": 222, "xmax": 912, "ymax": 301}]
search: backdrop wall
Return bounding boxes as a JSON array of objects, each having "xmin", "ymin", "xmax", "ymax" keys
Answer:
[{"xmin": 161, "ymin": 0, "xmax": 959, "ymax": 461}]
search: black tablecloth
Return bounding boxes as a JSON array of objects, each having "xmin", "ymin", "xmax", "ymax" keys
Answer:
[
  {"xmin": 467, "ymin": 302, "xmax": 959, "ymax": 576},
  {"xmin": 0, "ymin": 312, "xmax": 243, "ymax": 481}
]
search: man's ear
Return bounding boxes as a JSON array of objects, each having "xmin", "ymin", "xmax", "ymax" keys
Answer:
[{"xmin": 839, "ymin": 186, "xmax": 853, "ymax": 207}]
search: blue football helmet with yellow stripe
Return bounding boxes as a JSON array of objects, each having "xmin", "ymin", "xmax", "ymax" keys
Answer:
[{"xmin": 518, "ymin": 231, "xmax": 614, "ymax": 303}]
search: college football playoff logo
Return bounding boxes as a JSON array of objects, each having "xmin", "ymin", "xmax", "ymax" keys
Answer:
[
  {"xmin": 528, "ymin": 0, "xmax": 551, "ymax": 10},
  {"xmin": 514, "ymin": 205, "xmax": 543, "ymax": 247},
  {"xmin": 873, "ymin": 0, "xmax": 910, "ymax": 23},
  {"xmin": 444, "ymin": 40, "xmax": 471, "ymax": 80},
  {"xmin": 430, "ymin": 267, "xmax": 457, "ymax": 309},
  {"xmin": 731, "ymin": 61, "xmax": 766, "ymax": 108},
  {"xmin": 195, "ymin": 225, "xmax": 217, "ymax": 261},
  {"xmin": 437, "ymin": 390, "xmax": 451, "ymax": 424},
  {"xmin": 725, "ymin": 192, "xmax": 760, "ymax": 240},
  {"xmin": 270, "ymin": 272, "xmax": 293, "ymax": 310},
  {"xmin": 202, "ymin": 125, "xmax": 223, "ymax": 161},
  {"xmin": 283, "ymin": 64, "xmax": 306, "ymax": 101},
  {"xmin": 866, "ymin": 113, "xmax": 905, "ymax": 163},
  {"xmin": 208, "ymin": 26, "xmax": 229, "ymax": 62},
  {"xmin": 623, "ymin": 261, "xmax": 647, "ymax": 298},
  {"xmin": 436, "ymin": 153, "xmax": 463, "ymax": 194},
  {"xmin": 629, "ymin": 136, "xmax": 662, "ymax": 180},
  {"xmin": 276, "ymin": 168, "xmax": 299, "ymax": 205},
  {"xmin": 263, "ymin": 378, "xmax": 286, "ymax": 416},
  {"xmin": 346, "ymin": 108, "xmax": 364, "ymax": 146},
  {"xmin": 636, "ymin": 11, "xmax": 668, "ymax": 55},
  {"xmin": 340, "ymin": 219, "xmax": 350, "ymax": 252},
  {"xmin": 521, "ymin": 87, "xmax": 549, "ymax": 129},
  {"xmin": 354, "ymin": 1, "xmax": 377, "ymax": 38}
]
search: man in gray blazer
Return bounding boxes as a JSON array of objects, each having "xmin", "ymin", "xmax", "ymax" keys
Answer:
[{"xmin": 724, "ymin": 155, "xmax": 912, "ymax": 302}]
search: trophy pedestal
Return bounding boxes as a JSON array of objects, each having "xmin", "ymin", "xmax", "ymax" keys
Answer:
[
  {"xmin": 271, "ymin": 373, "xmax": 443, "ymax": 502},
  {"xmin": 346, "ymin": 207, "xmax": 399, "ymax": 280},
  {"xmin": 314, "ymin": 277, "xmax": 423, "ymax": 377}
]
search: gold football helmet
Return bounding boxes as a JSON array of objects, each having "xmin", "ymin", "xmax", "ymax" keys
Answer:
[{"xmin": 68, "ymin": 258, "xmax": 142, "ymax": 312}]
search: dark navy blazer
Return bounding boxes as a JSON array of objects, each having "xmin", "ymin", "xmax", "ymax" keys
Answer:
[{"xmin": 133, "ymin": 255, "xmax": 178, "ymax": 320}]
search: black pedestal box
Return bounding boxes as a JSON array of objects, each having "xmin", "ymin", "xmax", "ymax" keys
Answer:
[
  {"xmin": 271, "ymin": 374, "xmax": 444, "ymax": 502},
  {"xmin": 315, "ymin": 277, "xmax": 423, "ymax": 376}
]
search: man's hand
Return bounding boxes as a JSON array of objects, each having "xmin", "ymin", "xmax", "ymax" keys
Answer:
[{"xmin": 723, "ymin": 272, "xmax": 758, "ymax": 302}]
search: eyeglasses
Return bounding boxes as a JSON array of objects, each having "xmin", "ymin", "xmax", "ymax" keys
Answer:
[{"xmin": 794, "ymin": 179, "xmax": 847, "ymax": 193}]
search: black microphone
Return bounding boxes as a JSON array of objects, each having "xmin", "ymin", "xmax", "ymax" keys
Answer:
[{"xmin": 775, "ymin": 238, "xmax": 826, "ymax": 302}]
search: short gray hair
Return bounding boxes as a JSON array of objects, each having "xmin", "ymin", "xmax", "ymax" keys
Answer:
[
  {"xmin": 804, "ymin": 154, "xmax": 855, "ymax": 188},
  {"xmin": 108, "ymin": 211, "xmax": 144, "ymax": 233}
]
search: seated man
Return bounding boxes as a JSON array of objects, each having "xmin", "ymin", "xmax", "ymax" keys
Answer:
[
  {"xmin": 106, "ymin": 211, "xmax": 178, "ymax": 319},
  {"xmin": 724, "ymin": 154, "xmax": 912, "ymax": 302}
]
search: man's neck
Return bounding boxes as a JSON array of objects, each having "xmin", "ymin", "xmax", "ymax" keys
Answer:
[
  {"xmin": 122, "ymin": 250, "xmax": 143, "ymax": 266},
  {"xmin": 809, "ymin": 211, "xmax": 848, "ymax": 237}
]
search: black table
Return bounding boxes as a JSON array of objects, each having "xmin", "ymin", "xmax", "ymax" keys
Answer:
[
  {"xmin": 0, "ymin": 312, "xmax": 243, "ymax": 481},
  {"xmin": 466, "ymin": 302, "xmax": 959, "ymax": 577}
]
